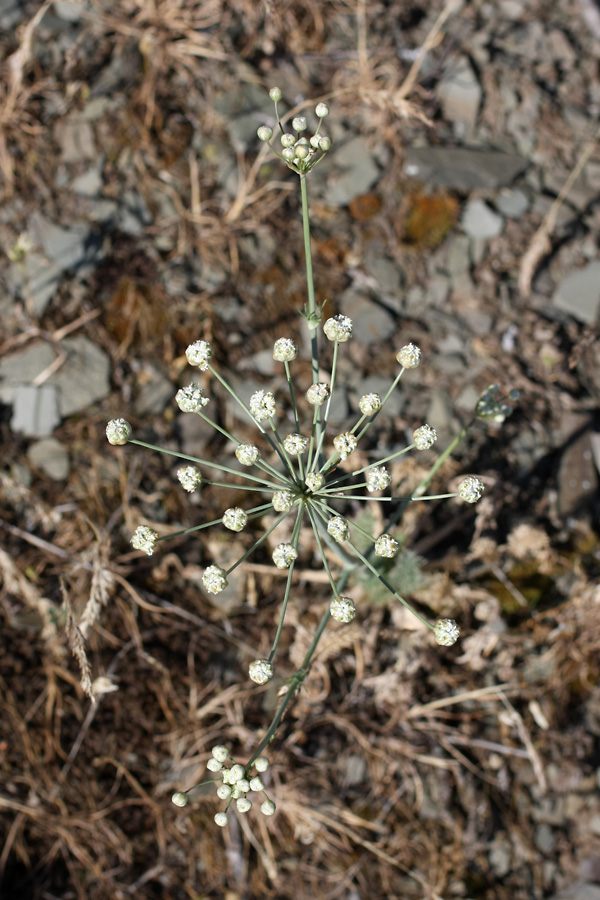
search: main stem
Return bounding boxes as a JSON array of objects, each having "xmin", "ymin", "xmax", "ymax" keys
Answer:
[{"xmin": 300, "ymin": 174, "xmax": 319, "ymax": 385}]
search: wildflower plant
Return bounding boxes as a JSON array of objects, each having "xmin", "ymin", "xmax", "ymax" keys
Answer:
[{"xmin": 106, "ymin": 89, "xmax": 515, "ymax": 827}]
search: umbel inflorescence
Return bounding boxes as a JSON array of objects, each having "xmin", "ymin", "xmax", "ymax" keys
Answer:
[{"xmin": 106, "ymin": 89, "xmax": 509, "ymax": 828}]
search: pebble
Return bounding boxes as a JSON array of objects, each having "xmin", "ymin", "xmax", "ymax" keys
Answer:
[
  {"xmin": 496, "ymin": 187, "xmax": 530, "ymax": 218},
  {"xmin": 553, "ymin": 260, "xmax": 600, "ymax": 324},
  {"xmin": 29, "ymin": 212, "xmax": 101, "ymax": 271},
  {"xmin": 28, "ymin": 438, "xmax": 70, "ymax": 480},
  {"xmin": 341, "ymin": 290, "xmax": 396, "ymax": 344},
  {"xmin": 461, "ymin": 199, "xmax": 504, "ymax": 239},
  {"xmin": 11, "ymin": 385, "xmax": 61, "ymax": 437},
  {"xmin": 438, "ymin": 56, "xmax": 482, "ymax": 138},
  {"xmin": 403, "ymin": 146, "xmax": 527, "ymax": 190},
  {"xmin": 71, "ymin": 165, "xmax": 103, "ymax": 197},
  {"xmin": 325, "ymin": 137, "xmax": 380, "ymax": 206},
  {"xmin": 12, "ymin": 253, "xmax": 63, "ymax": 316},
  {"xmin": 535, "ymin": 823, "xmax": 556, "ymax": 854}
]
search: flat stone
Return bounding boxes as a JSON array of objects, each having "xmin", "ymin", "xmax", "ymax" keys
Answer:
[
  {"xmin": 438, "ymin": 56, "xmax": 481, "ymax": 137},
  {"xmin": 134, "ymin": 365, "xmax": 175, "ymax": 416},
  {"xmin": 496, "ymin": 187, "xmax": 530, "ymax": 218},
  {"xmin": 28, "ymin": 438, "xmax": 70, "ymax": 480},
  {"xmin": 12, "ymin": 253, "xmax": 62, "ymax": 316},
  {"xmin": 461, "ymin": 199, "xmax": 504, "ymax": 239},
  {"xmin": 325, "ymin": 137, "xmax": 380, "ymax": 206},
  {"xmin": 551, "ymin": 884, "xmax": 600, "ymax": 900},
  {"xmin": 71, "ymin": 165, "xmax": 103, "ymax": 197},
  {"xmin": 553, "ymin": 260, "xmax": 600, "ymax": 324},
  {"xmin": 364, "ymin": 254, "xmax": 402, "ymax": 293},
  {"xmin": 50, "ymin": 337, "xmax": 111, "ymax": 417},
  {"xmin": 53, "ymin": 1, "xmax": 85, "ymax": 22},
  {"xmin": 29, "ymin": 212, "xmax": 101, "ymax": 272},
  {"xmin": 11, "ymin": 385, "xmax": 61, "ymax": 437},
  {"xmin": 341, "ymin": 290, "xmax": 395, "ymax": 344},
  {"xmin": 404, "ymin": 146, "xmax": 527, "ymax": 191},
  {"xmin": 54, "ymin": 115, "xmax": 96, "ymax": 162}
]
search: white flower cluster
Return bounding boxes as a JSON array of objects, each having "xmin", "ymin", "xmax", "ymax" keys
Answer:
[
  {"xmin": 257, "ymin": 92, "xmax": 332, "ymax": 174},
  {"xmin": 172, "ymin": 747, "xmax": 276, "ymax": 826}
]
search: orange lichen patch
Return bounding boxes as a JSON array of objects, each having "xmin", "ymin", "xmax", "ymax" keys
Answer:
[
  {"xmin": 349, "ymin": 193, "xmax": 382, "ymax": 221},
  {"xmin": 400, "ymin": 191, "xmax": 458, "ymax": 248}
]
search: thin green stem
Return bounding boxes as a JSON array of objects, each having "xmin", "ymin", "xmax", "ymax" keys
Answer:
[
  {"xmin": 226, "ymin": 510, "xmax": 291, "ymax": 575},
  {"xmin": 268, "ymin": 505, "xmax": 304, "ymax": 663},
  {"xmin": 305, "ymin": 504, "xmax": 341, "ymax": 595},
  {"xmin": 156, "ymin": 504, "xmax": 272, "ymax": 543},
  {"xmin": 300, "ymin": 174, "xmax": 319, "ymax": 385},
  {"xmin": 196, "ymin": 409, "xmax": 285, "ymax": 483},
  {"xmin": 129, "ymin": 439, "xmax": 285, "ymax": 490}
]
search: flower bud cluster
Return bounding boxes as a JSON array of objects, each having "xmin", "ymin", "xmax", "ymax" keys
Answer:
[
  {"xmin": 172, "ymin": 747, "xmax": 276, "ymax": 827},
  {"xmin": 257, "ymin": 90, "xmax": 333, "ymax": 174}
]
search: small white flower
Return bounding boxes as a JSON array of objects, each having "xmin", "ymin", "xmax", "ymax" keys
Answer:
[
  {"xmin": 318, "ymin": 137, "xmax": 332, "ymax": 151},
  {"xmin": 366, "ymin": 467, "xmax": 391, "ymax": 493},
  {"xmin": 315, "ymin": 102, "xmax": 329, "ymax": 118},
  {"xmin": 269, "ymin": 86, "xmax": 282, "ymax": 102},
  {"xmin": 212, "ymin": 745, "xmax": 229, "ymax": 763},
  {"xmin": 249, "ymin": 390, "xmax": 277, "ymax": 422},
  {"xmin": 202, "ymin": 565, "xmax": 228, "ymax": 594},
  {"xmin": 254, "ymin": 757, "xmax": 269, "ymax": 773},
  {"xmin": 171, "ymin": 792, "xmax": 188, "ymax": 808},
  {"xmin": 295, "ymin": 144, "xmax": 310, "ymax": 161},
  {"xmin": 323, "ymin": 314, "xmax": 352, "ymax": 343},
  {"xmin": 106, "ymin": 418, "xmax": 131, "ymax": 445},
  {"xmin": 177, "ymin": 465, "xmax": 202, "ymax": 492},
  {"xmin": 359, "ymin": 393, "xmax": 382, "ymax": 416},
  {"xmin": 282, "ymin": 147, "xmax": 295, "ymax": 162},
  {"xmin": 257, "ymin": 125, "xmax": 273, "ymax": 142},
  {"xmin": 281, "ymin": 133, "xmax": 295, "ymax": 148},
  {"xmin": 214, "ymin": 812, "xmax": 229, "ymax": 827},
  {"xmin": 236, "ymin": 443, "xmax": 260, "ymax": 466},
  {"xmin": 272, "ymin": 490, "xmax": 294, "ymax": 512},
  {"xmin": 375, "ymin": 534, "xmax": 399, "ymax": 558},
  {"xmin": 261, "ymin": 799, "xmax": 276, "ymax": 816},
  {"xmin": 222, "ymin": 507, "xmax": 248, "ymax": 532},
  {"xmin": 176, "ymin": 383, "xmax": 210, "ymax": 413},
  {"xmin": 413, "ymin": 424, "xmax": 438, "ymax": 450},
  {"xmin": 434, "ymin": 618, "xmax": 460, "ymax": 646},
  {"xmin": 306, "ymin": 383, "xmax": 330, "ymax": 406},
  {"xmin": 249, "ymin": 776, "xmax": 264, "ymax": 792},
  {"xmin": 185, "ymin": 340, "xmax": 213, "ymax": 371},
  {"xmin": 131, "ymin": 525, "xmax": 158, "ymax": 556},
  {"xmin": 330, "ymin": 596, "xmax": 356, "ymax": 623},
  {"xmin": 229, "ymin": 764, "xmax": 246, "ymax": 782},
  {"xmin": 273, "ymin": 337, "xmax": 297, "ymax": 362},
  {"xmin": 206, "ymin": 758, "xmax": 222, "ymax": 772},
  {"xmin": 284, "ymin": 433, "xmax": 308, "ymax": 455},
  {"xmin": 292, "ymin": 116, "xmax": 307, "ymax": 132},
  {"xmin": 272, "ymin": 543, "xmax": 298, "ymax": 569},
  {"xmin": 458, "ymin": 476, "xmax": 485, "ymax": 503},
  {"xmin": 333, "ymin": 432, "xmax": 357, "ymax": 460},
  {"xmin": 305, "ymin": 473, "xmax": 325, "ymax": 492},
  {"xmin": 249, "ymin": 659, "xmax": 274, "ymax": 685},
  {"xmin": 217, "ymin": 784, "xmax": 232, "ymax": 800},
  {"xmin": 237, "ymin": 797, "xmax": 252, "ymax": 813},
  {"xmin": 237, "ymin": 778, "xmax": 250, "ymax": 793},
  {"xmin": 396, "ymin": 343, "xmax": 422, "ymax": 369},
  {"xmin": 327, "ymin": 516, "xmax": 349, "ymax": 542}
]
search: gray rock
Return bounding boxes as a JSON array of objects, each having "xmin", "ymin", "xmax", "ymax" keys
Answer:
[
  {"xmin": 11, "ymin": 385, "xmax": 61, "ymax": 437},
  {"xmin": 364, "ymin": 253, "xmax": 403, "ymax": 293},
  {"xmin": 134, "ymin": 365, "xmax": 175, "ymax": 416},
  {"xmin": 53, "ymin": 1, "xmax": 86, "ymax": 22},
  {"xmin": 496, "ymin": 187, "xmax": 530, "ymax": 218},
  {"xmin": 404, "ymin": 146, "xmax": 527, "ymax": 191},
  {"xmin": 71, "ymin": 165, "xmax": 103, "ymax": 197},
  {"xmin": 28, "ymin": 438, "xmax": 70, "ymax": 480},
  {"xmin": 29, "ymin": 212, "xmax": 102, "ymax": 272},
  {"xmin": 553, "ymin": 260, "xmax": 600, "ymax": 324},
  {"xmin": 54, "ymin": 115, "xmax": 96, "ymax": 162},
  {"xmin": 0, "ymin": 343, "xmax": 55, "ymax": 402},
  {"xmin": 535, "ymin": 823, "xmax": 556, "ymax": 854},
  {"xmin": 324, "ymin": 137, "xmax": 380, "ymax": 206},
  {"xmin": 438, "ymin": 56, "xmax": 481, "ymax": 137},
  {"xmin": 461, "ymin": 199, "xmax": 504, "ymax": 239},
  {"xmin": 342, "ymin": 290, "xmax": 395, "ymax": 344},
  {"xmin": 51, "ymin": 337, "xmax": 111, "ymax": 416},
  {"xmin": 12, "ymin": 253, "xmax": 63, "ymax": 316},
  {"xmin": 446, "ymin": 235, "xmax": 471, "ymax": 278},
  {"xmin": 117, "ymin": 190, "xmax": 153, "ymax": 236}
]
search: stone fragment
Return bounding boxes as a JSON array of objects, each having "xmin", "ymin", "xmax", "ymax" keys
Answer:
[
  {"xmin": 29, "ymin": 212, "xmax": 102, "ymax": 271},
  {"xmin": 553, "ymin": 260, "xmax": 600, "ymax": 324},
  {"xmin": 11, "ymin": 385, "xmax": 61, "ymax": 437},
  {"xmin": 496, "ymin": 187, "xmax": 530, "ymax": 218},
  {"xmin": 28, "ymin": 438, "xmax": 70, "ymax": 480},
  {"xmin": 461, "ymin": 199, "xmax": 504, "ymax": 239},
  {"xmin": 404, "ymin": 147, "xmax": 527, "ymax": 191},
  {"xmin": 341, "ymin": 290, "xmax": 395, "ymax": 344},
  {"xmin": 438, "ymin": 56, "xmax": 481, "ymax": 137},
  {"xmin": 325, "ymin": 137, "xmax": 380, "ymax": 206}
]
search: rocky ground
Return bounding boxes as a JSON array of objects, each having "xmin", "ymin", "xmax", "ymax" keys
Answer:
[{"xmin": 1, "ymin": 1, "xmax": 600, "ymax": 899}]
